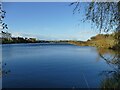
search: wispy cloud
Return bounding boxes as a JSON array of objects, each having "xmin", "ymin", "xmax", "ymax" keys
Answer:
[
  {"xmin": 11, "ymin": 31, "xmax": 82, "ymax": 40},
  {"xmin": 11, "ymin": 31, "xmax": 61, "ymax": 40},
  {"xmin": 10, "ymin": 28, "xmax": 99, "ymax": 41}
]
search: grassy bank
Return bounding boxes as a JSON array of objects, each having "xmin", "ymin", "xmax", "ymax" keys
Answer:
[{"xmin": 68, "ymin": 34, "xmax": 116, "ymax": 49}]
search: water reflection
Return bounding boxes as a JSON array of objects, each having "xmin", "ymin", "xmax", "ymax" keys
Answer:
[
  {"xmin": 2, "ymin": 44, "xmax": 120, "ymax": 88},
  {"xmin": 97, "ymin": 48, "xmax": 120, "ymax": 88},
  {"xmin": 0, "ymin": 62, "xmax": 11, "ymax": 78}
]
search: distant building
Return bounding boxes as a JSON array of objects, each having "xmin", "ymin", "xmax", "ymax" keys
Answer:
[
  {"xmin": 28, "ymin": 38, "xmax": 36, "ymax": 42},
  {"xmin": 0, "ymin": 31, "xmax": 12, "ymax": 40}
]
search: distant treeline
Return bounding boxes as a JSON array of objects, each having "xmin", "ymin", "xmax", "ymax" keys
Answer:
[
  {"xmin": 1, "ymin": 37, "xmax": 38, "ymax": 44},
  {"xmin": 0, "ymin": 37, "xmax": 75, "ymax": 44},
  {"xmin": 1, "ymin": 32, "xmax": 120, "ymax": 50}
]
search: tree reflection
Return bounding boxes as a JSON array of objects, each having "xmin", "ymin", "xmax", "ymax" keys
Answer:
[{"xmin": 97, "ymin": 48, "xmax": 120, "ymax": 88}]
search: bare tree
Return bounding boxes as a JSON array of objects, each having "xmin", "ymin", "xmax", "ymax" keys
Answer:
[
  {"xmin": 70, "ymin": 1, "xmax": 120, "ymax": 33},
  {"xmin": 0, "ymin": 2, "xmax": 8, "ymax": 30}
]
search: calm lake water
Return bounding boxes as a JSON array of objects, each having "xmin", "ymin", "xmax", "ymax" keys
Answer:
[{"xmin": 2, "ymin": 43, "xmax": 116, "ymax": 88}]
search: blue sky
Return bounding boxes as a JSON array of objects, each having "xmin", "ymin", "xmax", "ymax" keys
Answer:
[{"xmin": 3, "ymin": 2, "xmax": 99, "ymax": 41}]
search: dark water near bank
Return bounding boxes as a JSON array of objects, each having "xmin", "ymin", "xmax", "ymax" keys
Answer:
[{"xmin": 2, "ymin": 43, "xmax": 118, "ymax": 88}]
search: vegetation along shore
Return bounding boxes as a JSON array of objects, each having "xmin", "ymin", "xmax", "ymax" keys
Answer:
[{"xmin": 1, "ymin": 30, "xmax": 120, "ymax": 51}]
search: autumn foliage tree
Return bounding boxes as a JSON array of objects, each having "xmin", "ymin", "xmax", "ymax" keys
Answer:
[
  {"xmin": 70, "ymin": 1, "xmax": 120, "ymax": 50},
  {"xmin": 71, "ymin": 1, "xmax": 120, "ymax": 88}
]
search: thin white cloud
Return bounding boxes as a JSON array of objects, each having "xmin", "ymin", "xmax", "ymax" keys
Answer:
[{"xmin": 10, "ymin": 29, "xmax": 98, "ymax": 41}]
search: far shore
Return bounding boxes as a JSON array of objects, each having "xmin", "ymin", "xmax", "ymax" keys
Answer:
[{"xmin": 1, "ymin": 33, "xmax": 119, "ymax": 51}]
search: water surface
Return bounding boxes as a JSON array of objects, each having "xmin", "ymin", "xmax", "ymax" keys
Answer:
[{"xmin": 2, "ymin": 43, "xmax": 115, "ymax": 88}]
